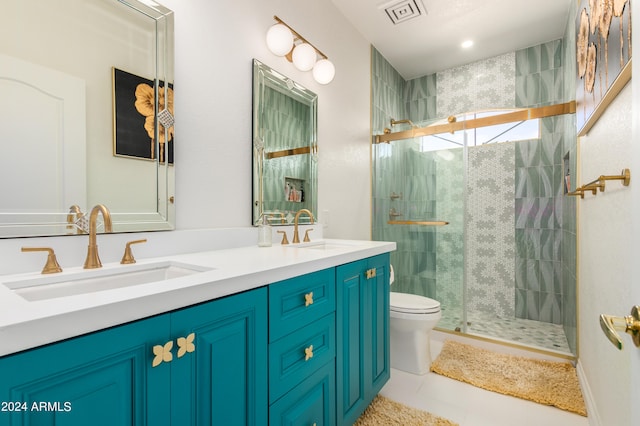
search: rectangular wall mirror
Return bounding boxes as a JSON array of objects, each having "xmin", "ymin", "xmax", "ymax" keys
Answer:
[
  {"xmin": 0, "ymin": 0, "xmax": 174, "ymax": 238},
  {"xmin": 252, "ymin": 59, "xmax": 318, "ymax": 225}
]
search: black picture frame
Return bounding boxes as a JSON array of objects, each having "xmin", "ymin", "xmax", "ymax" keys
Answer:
[{"xmin": 112, "ymin": 67, "xmax": 174, "ymax": 163}]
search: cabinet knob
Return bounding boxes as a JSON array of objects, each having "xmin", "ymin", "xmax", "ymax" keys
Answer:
[
  {"xmin": 152, "ymin": 341, "xmax": 174, "ymax": 367},
  {"xmin": 304, "ymin": 292, "xmax": 314, "ymax": 307},
  {"xmin": 177, "ymin": 332, "xmax": 196, "ymax": 358},
  {"xmin": 304, "ymin": 345, "xmax": 314, "ymax": 361},
  {"xmin": 366, "ymin": 268, "xmax": 377, "ymax": 279}
]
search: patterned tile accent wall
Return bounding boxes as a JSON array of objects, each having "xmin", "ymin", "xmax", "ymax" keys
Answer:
[
  {"xmin": 433, "ymin": 148, "xmax": 464, "ymax": 320},
  {"xmin": 514, "ymin": 39, "xmax": 575, "ymax": 333},
  {"xmin": 404, "ymin": 74, "xmax": 438, "ymax": 124},
  {"xmin": 515, "ymin": 40, "xmax": 563, "ymax": 108},
  {"xmin": 371, "ymin": 47, "xmax": 407, "ymax": 134},
  {"xmin": 467, "ymin": 142, "xmax": 516, "ymax": 317},
  {"xmin": 437, "ymin": 52, "xmax": 516, "ymax": 117}
]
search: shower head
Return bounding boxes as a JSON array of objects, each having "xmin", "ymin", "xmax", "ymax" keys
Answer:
[{"xmin": 390, "ymin": 118, "xmax": 417, "ymax": 128}]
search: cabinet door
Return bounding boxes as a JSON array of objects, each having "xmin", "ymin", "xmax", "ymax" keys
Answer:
[
  {"xmin": 170, "ymin": 287, "xmax": 268, "ymax": 426},
  {"xmin": 367, "ymin": 253, "xmax": 390, "ymax": 395},
  {"xmin": 336, "ymin": 253, "xmax": 390, "ymax": 426},
  {"xmin": 269, "ymin": 360, "xmax": 335, "ymax": 426},
  {"xmin": 0, "ymin": 314, "xmax": 171, "ymax": 426}
]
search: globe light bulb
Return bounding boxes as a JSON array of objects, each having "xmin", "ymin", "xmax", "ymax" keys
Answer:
[
  {"xmin": 266, "ymin": 24, "xmax": 293, "ymax": 56},
  {"xmin": 312, "ymin": 59, "xmax": 335, "ymax": 84},
  {"xmin": 292, "ymin": 43, "xmax": 317, "ymax": 71}
]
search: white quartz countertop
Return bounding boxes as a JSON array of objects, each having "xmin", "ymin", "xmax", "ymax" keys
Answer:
[{"xmin": 0, "ymin": 239, "xmax": 395, "ymax": 357}]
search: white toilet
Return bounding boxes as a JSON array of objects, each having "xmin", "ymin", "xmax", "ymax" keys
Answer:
[{"xmin": 389, "ymin": 291, "xmax": 441, "ymax": 375}]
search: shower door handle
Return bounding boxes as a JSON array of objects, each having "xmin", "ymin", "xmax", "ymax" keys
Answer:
[{"xmin": 599, "ymin": 305, "xmax": 640, "ymax": 350}]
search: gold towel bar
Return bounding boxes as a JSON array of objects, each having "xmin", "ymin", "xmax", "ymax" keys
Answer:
[
  {"xmin": 567, "ymin": 168, "xmax": 631, "ymax": 199},
  {"xmin": 388, "ymin": 220, "xmax": 449, "ymax": 226}
]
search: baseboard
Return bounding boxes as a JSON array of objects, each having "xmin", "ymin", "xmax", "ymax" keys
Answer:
[{"xmin": 576, "ymin": 359, "xmax": 601, "ymax": 426}]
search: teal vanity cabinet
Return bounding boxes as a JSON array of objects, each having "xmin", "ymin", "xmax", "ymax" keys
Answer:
[
  {"xmin": 0, "ymin": 314, "xmax": 170, "ymax": 426},
  {"xmin": 268, "ymin": 268, "xmax": 337, "ymax": 426},
  {"xmin": 336, "ymin": 253, "xmax": 390, "ymax": 426},
  {"xmin": 0, "ymin": 252, "xmax": 391, "ymax": 426},
  {"xmin": 170, "ymin": 287, "xmax": 268, "ymax": 426},
  {"xmin": 0, "ymin": 287, "xmax": 267, "ymax": 426}
]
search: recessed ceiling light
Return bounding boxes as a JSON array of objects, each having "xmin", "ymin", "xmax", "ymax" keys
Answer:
[{"xmin": 461, "ymin": 40, "xmax": 474, "ymax": 49}]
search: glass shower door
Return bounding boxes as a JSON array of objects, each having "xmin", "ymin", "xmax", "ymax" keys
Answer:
[{"xmin": 371, "ymin": 128, "xmax": 467, "ymax": 333}]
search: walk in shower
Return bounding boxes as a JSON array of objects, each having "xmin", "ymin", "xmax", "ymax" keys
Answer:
[{"xmin": 372, "ymin": 107, "xmax": 578, "ymax": 356}]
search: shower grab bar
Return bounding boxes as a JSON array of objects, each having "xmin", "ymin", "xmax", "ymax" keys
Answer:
[
  {"xmin": 388, "ymin": 220, "xmax": 449, "ymax": 226},
  {"xmin": 265, "ymin": 146, "xmax": 314, "ymax": 159},
  {"xmin": 566, "ymin": 168, "xmax": 631, "ymax": 199}
]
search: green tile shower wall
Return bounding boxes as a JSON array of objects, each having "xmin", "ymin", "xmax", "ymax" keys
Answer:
[
  {"xmin": 371, "ymin": 36, "xmax": 577, "ymax": 353},
  {"xmin": 261, "ymin": 86, "xmax": 313, "ymax": 215}
]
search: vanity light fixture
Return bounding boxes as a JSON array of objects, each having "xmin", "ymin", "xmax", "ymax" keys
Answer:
[{"xmin": 265, "ymin": 16, "xmax": 335, "ymax": 84}]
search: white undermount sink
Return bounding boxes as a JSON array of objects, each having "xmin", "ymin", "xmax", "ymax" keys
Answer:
[
  {"xmin": 3, "ymin": 261, "xmax": 213, "ymax": 302},
  {"xmin": 291, "ymin": 241, "xmax": 358, "ymax": 250}
]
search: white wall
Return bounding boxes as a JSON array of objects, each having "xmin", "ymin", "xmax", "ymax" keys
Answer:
[
  {"xmin": 578, "ymin": 83, "xmax": 632, "ymax": 426},
  {"xmin": 161, "ymin": 0, "xmax": 372, "ymax": 239}
]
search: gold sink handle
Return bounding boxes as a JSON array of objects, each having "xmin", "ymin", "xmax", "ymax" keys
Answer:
[
  {"xmin": 303, "ymin": 228, "xmax": 314, "ymax": 243},
  {"xmin": 277, "ymin": 230, "xmax": 289, "ymax": 245},
  {"xmin": 21, "ymin": 247, "xmax": 63, "ymax": 274},
  {"xmin": 599, "ymin": 306, "xmax": 640, "ymax": 350},
  {"xmin": 120, "ymin": 239, "xmax": 147, "ymax": 264}
]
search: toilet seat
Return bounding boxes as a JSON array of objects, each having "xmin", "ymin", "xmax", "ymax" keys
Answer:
[{"xmin": 390, "ymin": 292, "xmax": 440, "ymax": 314}]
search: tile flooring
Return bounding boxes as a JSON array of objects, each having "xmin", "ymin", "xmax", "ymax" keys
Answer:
[
  {"xmin": 380, "ymin": 332, "xmax": 589, "ymax": 426},
  {"xmin": 438, "ymin": 310, "xmax": 571, "ymax": 354}
]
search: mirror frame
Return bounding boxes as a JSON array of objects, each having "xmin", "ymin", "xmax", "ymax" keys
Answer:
[
  {"xmin": 0, "ymin": 0, "xmax": 175, "ymax": 238},
  {"xmin": 252, "ymin": 59, "xmax": 318, "ymax": 225}
]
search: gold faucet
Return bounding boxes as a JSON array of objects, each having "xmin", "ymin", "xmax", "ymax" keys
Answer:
[
  {"xmin": 83, "ymin": 204, "xmax": 113, "ymax": 269},
  {"xmin": 292, "ymin": 209, "xmax": 314, "ymax": 244}
]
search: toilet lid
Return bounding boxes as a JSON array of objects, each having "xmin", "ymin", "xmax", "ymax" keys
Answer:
[{"xmin": 390, "ymin": 292, "xmax": 440, "ymax": 314}]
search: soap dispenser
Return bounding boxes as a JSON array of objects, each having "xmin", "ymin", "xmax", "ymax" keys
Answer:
[{"xmin": 258, "ymin": 214, "xmax": 272, "ymax": 247}]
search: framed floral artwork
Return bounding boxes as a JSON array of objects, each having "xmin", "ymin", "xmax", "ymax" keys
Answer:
[
  {"xmin": 112, "ymin": 67, "xmax": 174, "ymax": 163},
  {"xmin": 576, "ymin": 0, "xmax": 632, "ymax": 135}
]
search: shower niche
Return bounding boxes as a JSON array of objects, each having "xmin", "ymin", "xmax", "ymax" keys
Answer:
[{"xmin": 284, "ymin": 177, "xmax": 305, "ymax": 203}]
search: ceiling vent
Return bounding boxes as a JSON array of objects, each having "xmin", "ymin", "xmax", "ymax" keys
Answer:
[{"xmin": 379, "ymin": 0, "xmax": 426, "ymax": 25}]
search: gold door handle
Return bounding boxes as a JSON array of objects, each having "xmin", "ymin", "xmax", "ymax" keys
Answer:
[
  {"xmin": 152, "ymin": 341, "xmax": 174, "ymax": 367},
  {"xmin": 599, "ymin": 306, "xmax": 640, "ymax": 350},
  {"xmin": 304, "ymin": 345, "xmax": 314, "ymax": 361},
  {"xmin": 305, "ymin": 292, "xmax": 314, "ymax": 306}
]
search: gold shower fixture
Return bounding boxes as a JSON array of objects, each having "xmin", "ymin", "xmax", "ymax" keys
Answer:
[{"xmin": 390, "ymin": 118, "xmax": 417, "ymax": 128}]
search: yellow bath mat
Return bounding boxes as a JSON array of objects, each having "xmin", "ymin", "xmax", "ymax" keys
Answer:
[
  {"xmin": 354, "ymin": 395, "xmax": 458, "ymax": 426},
  {"xmin": 430, "ymin": 340, "xmax": 587, "ymax": 416}
]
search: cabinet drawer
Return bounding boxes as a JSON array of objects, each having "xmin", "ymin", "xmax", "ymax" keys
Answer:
[
  {"xmin": 269, "ymin": 313, "xmax": 335, "ymax": 404},
  {"xmin": 269, "ymin": 359, "xmax": 335, "ymax": 426},
  {"xmin": 269, "ymin": 268, "xmax": 335, "ymax": 342}
]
